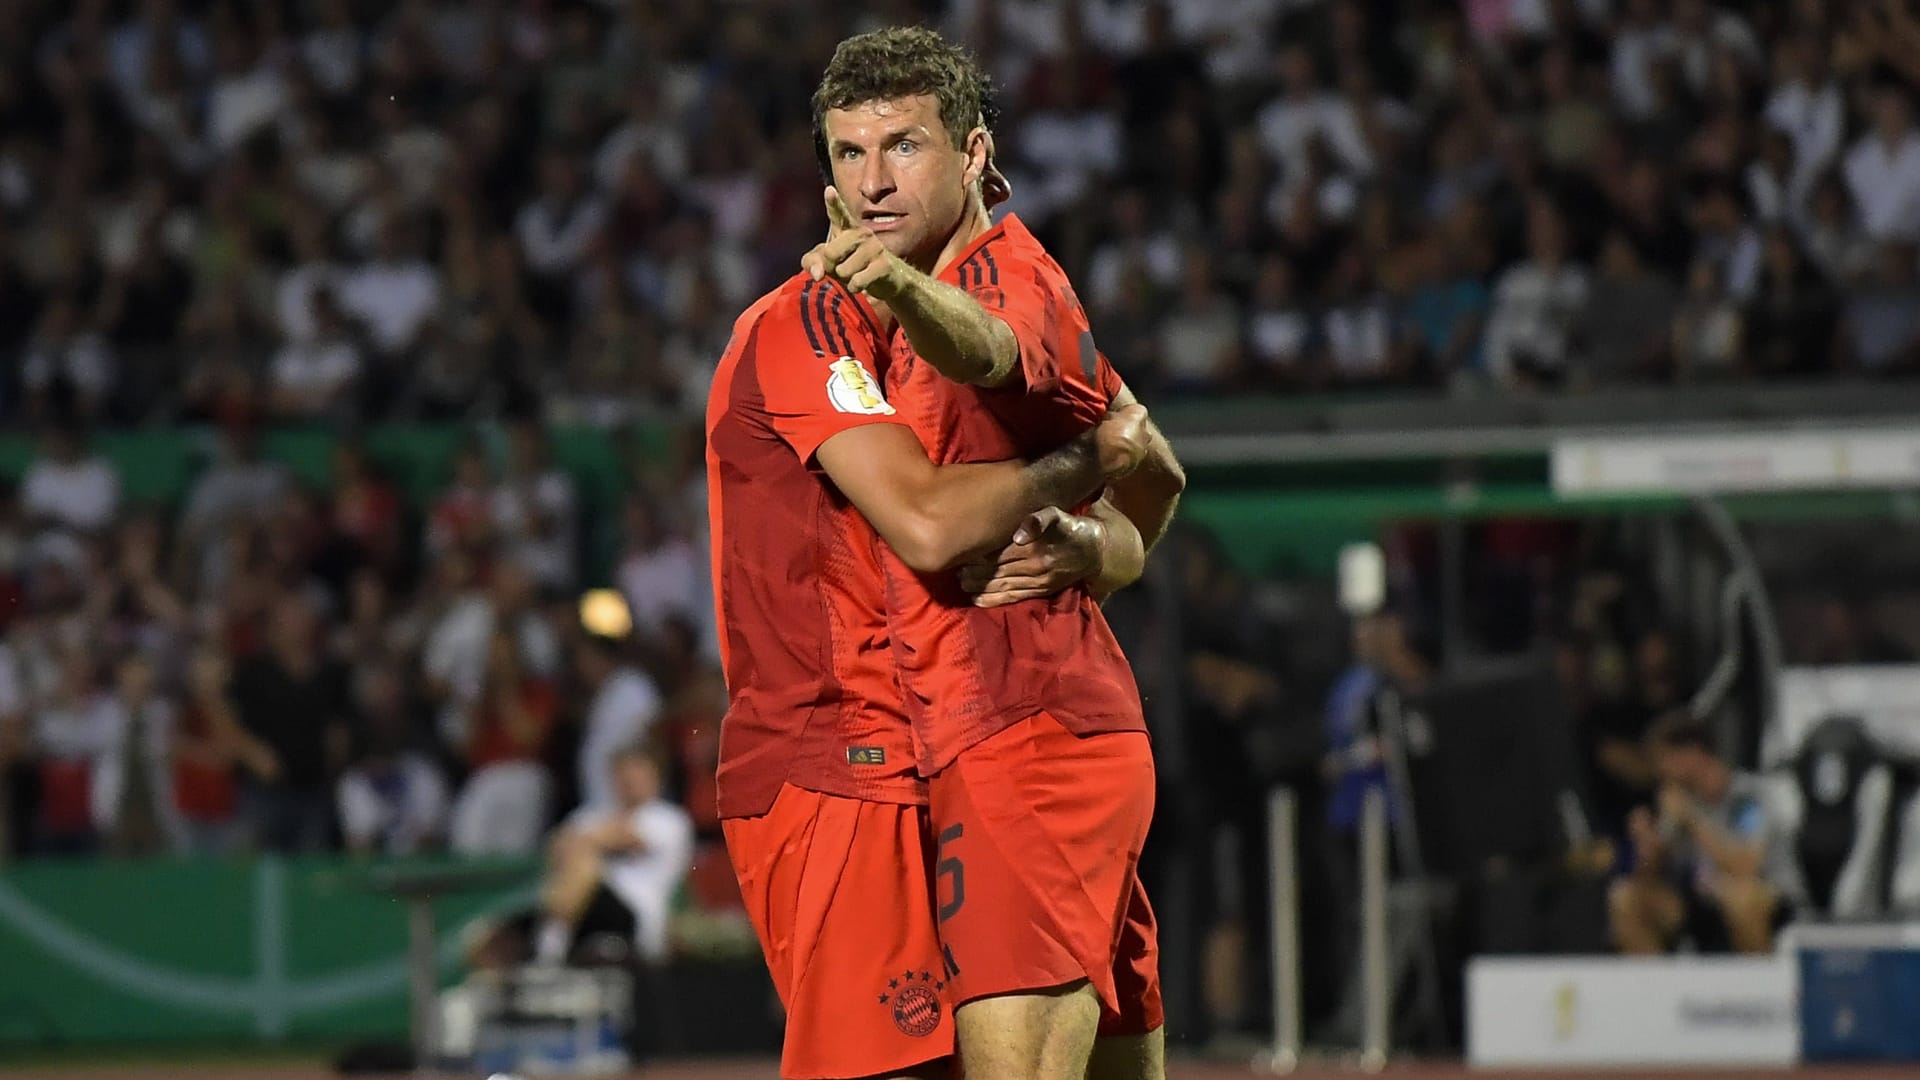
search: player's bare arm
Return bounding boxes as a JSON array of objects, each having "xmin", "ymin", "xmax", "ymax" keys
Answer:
[
  {"xmin": 1102, "ymin": 381, "xmax": 1186, "ymax": 554},
  {"xmin": 814, "ymin": 406, "xmax": 1149, "ymax": 573},
  {"xmin": 804, "ymin": 186, "xmax": 1019, "ymax": 387},
  {"xmin": 957, "ymin": 499, "xmax": 1146, "ymax": 608},
  {"xmin": 962, "ymin": 382, "xmax": 1184, "ymax": 606}
]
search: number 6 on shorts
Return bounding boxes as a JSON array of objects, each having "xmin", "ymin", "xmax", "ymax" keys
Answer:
[{"xmin": 937, "ymin": 823, "xmax": 965, "ymax": 922}]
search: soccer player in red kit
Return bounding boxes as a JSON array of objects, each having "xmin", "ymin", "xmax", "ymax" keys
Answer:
[
  {"xmin": 706, "ymin": 266, "xmax": 1151, "ymax": 1074},
  {"xmin": 800, "ymin": 27, "xmax": 1186, "ymax": 1080}
]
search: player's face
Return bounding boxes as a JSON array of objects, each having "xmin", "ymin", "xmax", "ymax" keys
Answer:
[{"xmin": 823, "ymin": 95, "xmax": 983, "ymax": 268}]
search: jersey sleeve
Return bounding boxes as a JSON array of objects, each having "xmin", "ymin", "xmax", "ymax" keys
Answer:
[
  {"xmin": 756, "ymin": 280, "xmax": 906, "ymax": 465},
  {"xmin": 957, "ymin": 243, "xmax": 1092, "ymax": 396},
  {"xmin": 1095, "ymin": 348, "xmax": 1123, "ymax": 404}
]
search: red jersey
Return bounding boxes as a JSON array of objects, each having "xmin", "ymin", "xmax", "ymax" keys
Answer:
[
  {"xmin": 879, "ymin": 214, "xmax": 1145, "ymax": 774},
  {"xmin": 706, "ymin": 273, "xmax": 924, "ymax": 818}
]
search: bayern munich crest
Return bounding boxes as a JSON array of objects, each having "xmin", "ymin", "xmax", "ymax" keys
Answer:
[{"xmin": 879, "ymin": 970, "xmax": 944, "ymax": 1037}]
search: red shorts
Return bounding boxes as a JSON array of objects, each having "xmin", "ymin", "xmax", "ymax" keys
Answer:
[
  {"xmin": 722, "ymin": 784, "xmax": 954, "ymax": 1078},
  {"xmin": 928, "ymin": 711, "xmax": 1163, "ymax": 1035}
]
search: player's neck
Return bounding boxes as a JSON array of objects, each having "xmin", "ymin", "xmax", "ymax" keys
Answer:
[
  {"xmin": 870, "ymin": 196, "xmax": 993, "ymax": 332},
  {"xmin": 926, "ymin": 196, "xmax": 994, "ymax": 280}
]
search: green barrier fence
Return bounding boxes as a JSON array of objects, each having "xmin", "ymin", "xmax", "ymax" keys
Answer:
[{"xmin": 0, "ymin": 855, "xmax": 537, "ymax": 1047}]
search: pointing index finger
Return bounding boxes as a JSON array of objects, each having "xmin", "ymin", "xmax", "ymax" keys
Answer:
[{"xmin": 824, "ymin": 186, "xmax": 857, "ymax": 235}]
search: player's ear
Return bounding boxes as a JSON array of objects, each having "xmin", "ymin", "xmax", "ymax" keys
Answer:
[{"xmin": 961, "ymin": 124, "xmax": 990, "ymax": 188}]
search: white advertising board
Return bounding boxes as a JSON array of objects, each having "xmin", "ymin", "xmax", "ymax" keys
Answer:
[
  {"xmin": 1467, "ymin": 955, "xmax": 1798, "ymax": 1068},
  {"xmin": 1551, "ymin": 429, "xmax": 1920, "ymax": 496}
]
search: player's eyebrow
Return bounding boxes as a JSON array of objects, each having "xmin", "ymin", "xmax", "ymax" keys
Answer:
[{"xmin": 834, "ymin": 127, "xmax": 924, "ymax": 152}]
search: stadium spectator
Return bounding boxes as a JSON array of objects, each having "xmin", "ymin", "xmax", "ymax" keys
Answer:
[
  {"xmin": 491, "ymin": 420, "xmax": 578, "ymax": 592},
  {"xmin": 1746, "ymin": 226, "xmax": 1839, "ymax": 376},
  {"xmin": 614, "ymin": 492, "xmax": 704, "ymax": 647},
  {"xmin": 337, "ymin": 663, "xmax": 448, "ymax": 857},
  {"xmin": 1669, "ymin": 259, "xmax": 1745, "ymax": 379},
  {"xmin": 20, "ymin": 424, "xmax": 120, "ymax": 539},
  {"xmin": 1843, "ymin": 80, "xmax": 1920, "ymax": 242},
  {"xmin": 267, "ymin": 289, "xmax": 363, "ymax": 421},
  {"xmin": 426, "ymin": 438, "xmax": 497, "ymax": 558},
  {"xmin": 178, "ymin": 422, "xmax": 291, "ymax": 587},
  {"xmin": 27, "ymin": 646, "xmax": 114, "ymax": 856},
  {"xmin": 1483, "ymin": 195, "xmax": 1589, "ymax": 388},
  {"xmin": 91, "ymin": 651, "xmax": 180, "ymax": 858},
  {"xmin": 171, "ymin": 645, "xmax": 253, "ymax": 856},
  {"xmin": 327, "ymin": 441, "xmax": 406, "ymax": 581},
  {"xmin": 448, "ymin": 628, "xmax": 557, "ymax": 857},
  {"xmin": 1799, "ymin": 172, "xmax": 1876, "ymax": 286},
  {"xmin": 1837, "ymin": 242, "xmax": 1920, "ymax": 373},
  {"xmin": 1245, "ymin": 255, "xmax": 1313, "ymax": 386},
  {"xmin": 20, "ymin": 300, "xmax": 116, "ymax": 425},
  {"xmin": 1321, "ymin": 607, "xmax": 1429, "ymax": 1039},
  {"xmin": 231, "ymin": 594, "xmax": 353, "ymax": 854},
  {"xmin": 1609, "ymin": 713, "xmax": 1793, "ymax": 955},
  {"xmin": 1582, "ymin": 229, "xmax": 1679, "ymax": 382},
  {"xmin": 336, "ymin": 215, "xmax": 440, "ymax": 365},
  {"xmin": 574, "ymin": 631, "xmax": 661, "ymax": 812},
  {"xmin": 536, "ymin": 743, "xmax": 693, "ymax": 967},
  {"xmin": 423, "ymin": 558, "xmax": 560, "ymax": 748}
]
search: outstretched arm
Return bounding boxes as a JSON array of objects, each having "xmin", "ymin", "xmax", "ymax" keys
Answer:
[{"xmin": 803, "ymin": 188, "xmax": 1019, "ymax": 386}]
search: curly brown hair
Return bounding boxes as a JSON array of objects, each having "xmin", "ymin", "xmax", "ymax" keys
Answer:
[{"xmin": 810, "ymin": 26, "xmax": 992, "ymax": 178}]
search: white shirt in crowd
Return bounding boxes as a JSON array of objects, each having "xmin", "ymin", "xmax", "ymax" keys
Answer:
[
  {"xmin": 89, "ymin": 695, "xmax": 182, "ymax": 844},
  {"xmin": 517, "ymin": 196, "xmax": 608, "ymax": 278},
  {"xmin": 1766, "ymin": 80, "xmax": 1844, "ymax": 195},
  {"xmin": 207, "ymin": 64, "xmax": 288, "ymax": 153},
  {"xmin": 1844, "ymin": 130, "xmax": 1920, "ymax": 242},
  {"xmin": 271, "ymin": 339, "xmax": 363, "ymax": 411},
  {"xmin": 1323, "ymin": 302, "xmax": 1395, "ymax": 380},
  {"xmin": 617, "ymin": 538, "xmax": 707, "ymax": 643},
  {"xmin": 578, "ymin": 668, "xmax": 663, "ymax": 811},
  {"xmin": 565, "ymin": 798, "xmax": 694, "ymax": 963},
  {"xmin": 338, "ymin": 754, "xmax": 452, "ymax": 856},
  {"xmin": 337, "ymin": 259, "xmax": 441, "ymax": 355},
  {"xmin": 22, "ymin": 333, "xmax": 116, "ymax": 407},
  {"xmin": 1016, "ymin": 109, "xmax": 1123, "ymax": 224},
  {"xmin": 21, "ymin": 455, "xmax": 121, "ymax": 533},
  {"xmin": 1250, "ymin": 307, "xmax": 1313, "ymax": 370},
  {"xmin": 492, "ymin": 473, "xmax": 578, "ymax": 591},
  {"xmin": 422, "ymin": 597, "xmax": 562, "ymax": 744},
  {"xmin": 1483, "ymin": 262, "xmax": 1591, "ymax": 381},
  {"xmin": 594, "ymin": 120, "xmax": 689, "ymax": 190}
]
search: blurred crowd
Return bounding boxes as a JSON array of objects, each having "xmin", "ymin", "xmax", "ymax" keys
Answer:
[
  {"xmin": 0, "ymin": 414, "xmax": 728, "ymax": 872},
  {"xmin": 6, "ymin": 0, "xmax": 1920, "ymax": 427}
]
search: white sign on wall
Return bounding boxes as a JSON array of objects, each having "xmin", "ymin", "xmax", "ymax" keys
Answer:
[
  {"xmin": 1467, "ymin": 956, "xmax": 1798, "ymax": 1068},
  {"xmin": 1551, "ymin": 429, "xmax": 1920, "ymax": 496}
]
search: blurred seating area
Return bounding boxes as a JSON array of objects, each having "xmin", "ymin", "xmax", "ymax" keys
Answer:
[{"xmin": 7, "ymin": 0, "xmax": 1920, "ymax": 427}]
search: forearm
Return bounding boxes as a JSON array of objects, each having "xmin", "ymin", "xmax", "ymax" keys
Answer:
[
  {"xmin": 1102, "ymin": 419, "xmax": 1183, "ymax": 556},
  {"xmin": 905, "ymin": 434, "xmax": 1107, "ymax": 571},
  {"xmin": 886, "ymin": 271, "xmax": 1020, "ymax": 387},
  {"xmin": 1084, "ymin": 497, "xmax": 1145, "ymax": 601}
]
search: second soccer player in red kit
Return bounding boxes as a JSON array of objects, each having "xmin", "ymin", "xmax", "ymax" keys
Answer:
[{"xmin": 801, "ymin": 27, "xmax": 1187, "ymax": 1080}]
